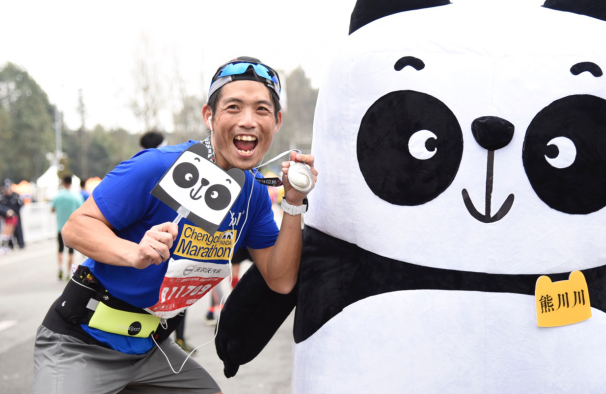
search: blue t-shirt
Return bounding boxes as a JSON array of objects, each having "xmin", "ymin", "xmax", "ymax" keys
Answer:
[{"xmin": 81, "ymin": 140, "xmax": 279, "ymax": 354}]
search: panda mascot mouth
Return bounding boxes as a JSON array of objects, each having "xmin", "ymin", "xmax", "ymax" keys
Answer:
[
  {"xmin": 461, "ymin": 116, "xmax": 515, "ymax": 223},
  {"xmin": 189, "ymin": 178, "xmax": 210, "ymax": 200}
]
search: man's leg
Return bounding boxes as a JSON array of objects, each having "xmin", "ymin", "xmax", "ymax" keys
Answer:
[
  {"xmin": 0, "ymin": 233, "xmax": 10, "ymax": 254},
  {"xmin": 123, "ymin": 337, "xmax": 221, "ymax": 394},
  {"xmin": 174, "ymin": 310, "xmax": 193, "ymax": 352},
  {"xmin": 231, "ymin": 263, "xmax": 240, "ymax": 288},
  {"xmin": 205, "ymin": 286, "xmax": 224, "ymax": 326},
  {"xmin": 57, "ymin": 233, "xmax": 64, "ymax": 280},
  {"xmin": 34, "ymin": 325, "xmax": 137, "ymax": 394},
  {"xmin": 67, "ymin": 247, "xmax": 75, "ymax": 278},
  {"xmin": 1, "ymin": 219, "xmax": 15, "ymax": 254},
  {"xmin": 15, "ymin": 218, "xmax": 24, "ymax": 248}
]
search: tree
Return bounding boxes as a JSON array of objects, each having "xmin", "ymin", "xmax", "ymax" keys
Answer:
[
  {"xmin": 63, "ymin": 124, "xmax": 140, "ymax": 179},
  {"xmin": 0, "ymin": 63, "xmax": 55, "ymax": 182},
  {"xmin": 70, "ymin": 89, "xmax": 93, "ymax": 179},
  {"xmin": 265, "ymin": 67, "xmax": 319, "ymax": 169},
  {"xmin": 169, "ymin": 54, "xmax": 205, "ymax": 145},
  {"xmin": 170, "ymin": 94, "xmax": 205, "ymax": 145},
  {"xmin": 57, "ymin": 156, "xmax": 72, "ymax": 180},
  {"xmin": 130, "ymin": 34, "xmax": 165, "ymax": 132},
  {"xmin": 0, "ymin": 105, "xmax": 12, "ymax": 177}
]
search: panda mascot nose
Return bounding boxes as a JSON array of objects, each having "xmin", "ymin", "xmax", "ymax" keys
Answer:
[
  {"xmin": 471, "ymin": 116, "xmax": 514, "ymax": 151},
  {"xmin": 462, "ymin": 116, "xmax": 516, "ymax": 223}
]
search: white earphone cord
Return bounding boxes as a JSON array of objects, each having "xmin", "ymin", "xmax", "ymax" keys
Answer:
[{"xmin": 152, "ymin": 172, "xmax": 256, "ymax": 374}]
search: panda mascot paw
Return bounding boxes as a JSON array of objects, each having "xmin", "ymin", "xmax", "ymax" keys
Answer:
[{"xmin": 215, "ymin": 263, "xmax": 297, "ymax": 378}]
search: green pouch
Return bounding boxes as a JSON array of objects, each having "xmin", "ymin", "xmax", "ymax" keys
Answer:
[{"xmin": 88, "ymin": 300, "xmax": 160, "ymax": 338}]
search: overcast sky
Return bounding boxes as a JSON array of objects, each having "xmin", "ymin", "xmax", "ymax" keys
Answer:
[{"xmin": 0, "ymin": 0, "xmax": 356, "ymax": 132}]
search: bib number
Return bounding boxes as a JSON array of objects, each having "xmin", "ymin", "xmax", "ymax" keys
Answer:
[{"xmin": 145, "ymin": 258, "xmax": 229, "ymax": 319}]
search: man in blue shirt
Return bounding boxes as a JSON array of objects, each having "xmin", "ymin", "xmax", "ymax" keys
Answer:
[{"xmin": 34, "ymin": 57, "xmax": 317, "ymax": 394}]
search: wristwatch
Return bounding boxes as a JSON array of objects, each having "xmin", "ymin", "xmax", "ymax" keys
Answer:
[{"xmin": 281, "ymin": 197, "xmax": 308, "ymax": 216}]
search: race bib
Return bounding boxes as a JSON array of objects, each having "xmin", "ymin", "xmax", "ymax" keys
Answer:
[{"xmin": 145, "ymin": 258, "xmax": 229, "ymax": 318}]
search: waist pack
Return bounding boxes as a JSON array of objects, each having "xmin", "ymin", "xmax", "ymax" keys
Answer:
[{"xmin": 54, "ymin": 265, "xmax": 160, "ymax": 339}]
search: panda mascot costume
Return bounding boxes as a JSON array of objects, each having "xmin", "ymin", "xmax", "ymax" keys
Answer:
[{"xmin": 216, "ymin": 0, "xmax": 606, "ymax": 392}]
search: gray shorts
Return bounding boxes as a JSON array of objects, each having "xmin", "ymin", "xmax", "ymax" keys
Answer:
[{"xmin": 34, "ymin": 325, "xmax": 221, "ymax": 394}]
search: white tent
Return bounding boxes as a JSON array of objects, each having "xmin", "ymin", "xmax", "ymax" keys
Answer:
[{"xmin": 35, "ymin": 165, "xmax": 81, "ymax": 202}]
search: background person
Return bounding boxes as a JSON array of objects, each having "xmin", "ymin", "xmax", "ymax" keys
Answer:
[
  {"xmin": 80, "ymin": 179, "xmax": 90, "ymax": 202},
  {"xmin": 0, "ymin": 179, "xmax": 25, "ymax": 249},
  {"xmin": 140, "ymin": 130, "xmax": 165, "ymax": 150},
  {"xmin": 51, "ymin": 176, "xmax": 83, "ymax": 280},
  {"xmin": 0, "ymin": 204, "xmax": 17, "ymax": 255}
]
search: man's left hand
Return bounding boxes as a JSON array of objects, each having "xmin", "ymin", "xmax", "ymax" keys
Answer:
[{"xmin": 281, "ymin": 152, "xmax": 318, "ymax": 205}]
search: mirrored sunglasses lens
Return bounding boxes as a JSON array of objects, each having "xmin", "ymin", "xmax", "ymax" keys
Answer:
[
  {"xmin": 251, "ymin": 64, "xmax": 272, "ymax": 79},
  {"xmin": 218, "ymin": 63, "xmax": 249, "ymax": 77},
  {"xmin": 214, "ymin": 62, "xmax": 279, "ymax": 93}
]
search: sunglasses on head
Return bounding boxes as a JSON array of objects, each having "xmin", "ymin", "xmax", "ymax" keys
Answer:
[{"xmin": 209, "ymin": 61, "xmax": 281, "ymax": 99}]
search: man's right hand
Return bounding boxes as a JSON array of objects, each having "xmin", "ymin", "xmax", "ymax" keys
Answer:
[
  {"xmin": 63, "ymin": 196, "xmax": 179, "ymax": 269},
  {"xmin": 131, "ymin": 222, "xmax": 178, "ymax": 269}
]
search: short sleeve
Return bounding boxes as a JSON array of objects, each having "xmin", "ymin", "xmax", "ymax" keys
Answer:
[
  {"xmin": 92, "ymin": 150, "xmax": 167, "ymax": 231},
  {"xmin": 241, "ymin": 181, "xmax": 279, "ymax": 250}
]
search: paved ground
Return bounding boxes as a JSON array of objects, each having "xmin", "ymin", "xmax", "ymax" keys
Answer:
[{"xmin": 0, "ymin": 240, "xmax": 293, "ymax": 394}]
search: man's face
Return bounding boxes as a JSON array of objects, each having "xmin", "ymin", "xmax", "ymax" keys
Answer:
[{"xmin": 205, "ymin": 80, "xmax": 282, "ymax": 170}]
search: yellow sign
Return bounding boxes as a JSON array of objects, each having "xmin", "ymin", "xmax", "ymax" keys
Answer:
[
  {"xmin": 173, "ymin": 224, "xmax": 237, "ymax": 261},
  {"xmin": 535, "ymin": 271, "xmax": 591, "ymax": 327}
]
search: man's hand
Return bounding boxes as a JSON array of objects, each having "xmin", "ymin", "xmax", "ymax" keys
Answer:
[
  {"xmin": 6, "ymin": 209, "xmax": 14, "ymax": 218},
  {"xmin": 281, "ymin": 152, "xmax": 318, "ymax": 205},
  {"xmin": 130, "ymin": 222, "xmax": 178, "ymax": 269},
  {"xmin": 256, "ymin": 152, "xmax": 318, "ymax": 294}
]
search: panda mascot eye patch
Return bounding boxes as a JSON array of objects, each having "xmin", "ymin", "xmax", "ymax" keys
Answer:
[
  {"xmin": 172, "ymin": 162, "xmax": 200, "ymax": 189},
  {"xmin": 523, "ymin": 94, "xmax": 606, "ymax": 214},
  {"xmin": 357, "ymin": 90, "xmax": 464, "ymax": 206},
  {"xmin": 205, "ymin": 184, "xmax": 232, "ymax": 211}
]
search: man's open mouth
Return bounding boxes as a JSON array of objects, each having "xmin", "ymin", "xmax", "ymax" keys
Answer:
[{"xmin": 234, "ymin": 135, "xmax": 258, "ymax": 156}]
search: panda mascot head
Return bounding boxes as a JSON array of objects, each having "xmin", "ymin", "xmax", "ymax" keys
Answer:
[
  {"xmin": 294, "ymin": 0, "xmax": 606, "ymax": 392},
  {"xmin": 216, "ymin": 0, "xmax": 606, "ymax": 392}
]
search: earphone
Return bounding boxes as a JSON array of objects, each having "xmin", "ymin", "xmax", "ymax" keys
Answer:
[
  {"xmin": 152, "ymin": 167, "xmax": 257, "ymax": 375},
  {"xmin": 208, "ymin": 116, "xmax": 213, "ymax": 132}
]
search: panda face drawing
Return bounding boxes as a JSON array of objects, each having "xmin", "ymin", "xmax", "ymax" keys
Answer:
[
  {"xmin": 306, "ymin": 0, "xmax": 606, "ymax": 275},
  {"xmin": 152, "ymin": 143, "xmax": 245, "ymax": 235}
]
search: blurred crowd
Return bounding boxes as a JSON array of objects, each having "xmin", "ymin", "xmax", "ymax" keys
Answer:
[{"xmin": 0, "ymin": 177, "xmax": 98, "ymax": 255}]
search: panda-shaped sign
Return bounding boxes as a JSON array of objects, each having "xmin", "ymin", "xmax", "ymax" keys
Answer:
[
  {"xmin": 216, "ymin": 0, "xmax": 606, "ymax": 392},
  {"xmin": 151, "ymin": 143, "xmax": 245, "ymax": 235}
]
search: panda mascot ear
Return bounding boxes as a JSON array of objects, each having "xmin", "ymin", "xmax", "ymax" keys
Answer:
[
  {"xmin": 350, "ymin": 0, "xmax": 451, "ymax": 34},
  {"xmin": 543, "ymin": 0, "xmax": 606, "ymax": 21}
]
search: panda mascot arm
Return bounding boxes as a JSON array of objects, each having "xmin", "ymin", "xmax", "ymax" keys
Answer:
[{"xmin": 215, "ymin": 262, "xmax": 297, "ymax": 378}]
